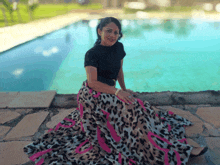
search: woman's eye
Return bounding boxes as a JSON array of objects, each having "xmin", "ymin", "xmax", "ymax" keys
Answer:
[{"xmin": 107, "ymin": 30, "xmax": 111, "ymax": 33}]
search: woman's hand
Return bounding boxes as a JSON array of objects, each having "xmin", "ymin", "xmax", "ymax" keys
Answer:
[
  {"xmin": 117, "ymin": 90, "xmax": 136, "ymax": 105},
  {"xmin": 124, "ymin": 89, "xmax": 138, "ymax": 96}
]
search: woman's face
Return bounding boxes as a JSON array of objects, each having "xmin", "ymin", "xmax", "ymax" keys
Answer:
[{"xmin": 98, "ymin": 22, "xmax": 120, "ymax": 47}]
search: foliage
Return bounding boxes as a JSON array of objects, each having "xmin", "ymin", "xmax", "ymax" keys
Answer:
[
  {"xmin": 0, "ymin": 3, "xmax": 102, "ymax": 27},
  {"xmin": 0, "ymin": 0, "xmax": 13, "ymax": 13},
  {"xmin": 29, "ymin": 3, "xmax": 39, "ymax": 11},
  {"xmin": 19, "ymin": 0, "xmax": 29, "ymax": 4}
]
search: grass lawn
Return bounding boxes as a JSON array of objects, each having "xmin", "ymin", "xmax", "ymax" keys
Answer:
[
  {"xmin": 122, "ymin": 5, "xmax": 219, "ymax": 19},
  {"xmin": 0, "ymin": 3, "xmax": 102, "ymax": 27},
  {"xmin": 123, "ymin": 5, "xmax": 203, "ymax": 14}
]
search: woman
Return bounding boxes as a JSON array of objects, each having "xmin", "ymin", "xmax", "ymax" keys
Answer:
[{"xmin": 24, "ymin": 17, "xmax": 208, "ymax": 165}]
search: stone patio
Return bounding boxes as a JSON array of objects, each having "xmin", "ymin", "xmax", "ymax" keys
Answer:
[
  {"xmin": 0, "ymin": 91, "xmax": 220, "ymax": 165},
  {"xmin": 1, "ymin": 8, "xmax": 220, "ymax": 165},
  {"xmin": 0, "ymin": 91, "xmax": 56, "ymax": 109}
]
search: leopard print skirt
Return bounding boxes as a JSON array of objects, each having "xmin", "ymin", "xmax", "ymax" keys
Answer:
[{"xmin": 24, "ymin": 80, "xmax": 193, "ymax": 165}]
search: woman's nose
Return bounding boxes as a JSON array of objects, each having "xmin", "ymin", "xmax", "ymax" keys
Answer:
[{"xmin": 110, "ymin": 32, "xmax": 115, "ymax": 37}]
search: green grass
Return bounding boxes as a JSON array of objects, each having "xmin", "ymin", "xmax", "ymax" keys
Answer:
[
  {"xmin": 0, "ymin": 3, "xmax": 102, "ymax": 27},
  {"xmin": 123, "ymin": 5, "xmax": 208, "ymax": 14},
  {"xmin": 162, "ymin": 6, "xmax": 202, "ymax": 12}
]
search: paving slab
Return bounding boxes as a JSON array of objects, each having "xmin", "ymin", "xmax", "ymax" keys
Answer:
[
  {"xmin": 186, "ymin": 138, "xmax": 200, "ymax": 147},
  {"xmin": 46, "ymin": 108, "xmax": 75, "ymax": 129},
  {"xmin": 184, "ymin": 104, "xmax": 198, "ymax": 109},
  {"xmin": 202, "ymin": 122, "xmax": 220, "ymax": 137},
  {"xmin": 15, "ymin": 108, "xmax": 33, "ymax": 115},
  {"xmin": 205, "ymin": 137, "xmax": 220, "ymax": 165},
  {"xmin": 205, "ymin": 137, "xmax": 220, "ymax": 150},
  {"xmin": 0, "ymin": 92, "xmax": 19, "ymax": 108},
  {"xmin": 165, "ymin": 107, "xmax": 192, "ymax": 116},
  {"xmin": 187, "ymin": 155, "xmax": 207, "ymax": 165},
  {"xmin": 185, "ymin": 122, "xmax": 204, "ymax": 137},
  {"xmin": 0, "ymin": 126, "xmax": 11, "ymax": 137},
  {"xmin": 7, "ymin": 91, "xmax": 57, "ymax": 108},
  {"xmin": 4, "ymin": 111, "xmax": 49, "ymax": 140},
  {"xmin": 0, "ymin": 110, "xmax": 20, "ymax": 124},
  {"xmin": 196, "ymin": 107, "xmax": 220, "ymax": 128},
  {"xmin": 197, "ymin": 104, "xmax": 211, "ymax": 107},
  {"xmin": 0, "ymin": 141, "xmax": 31, "ymax": 165},
  {"xmin": 155, "ymin": 106, "xmax": 172, "ymax": 110},
  {"xmin": 181, "ymin": 114, "xmax": 203, "ymax": 123}
]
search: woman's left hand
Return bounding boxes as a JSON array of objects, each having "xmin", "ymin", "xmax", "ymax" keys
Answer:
[{"xmin": 125, "ymin": 89, "xmax": 138, "ymax": 96}]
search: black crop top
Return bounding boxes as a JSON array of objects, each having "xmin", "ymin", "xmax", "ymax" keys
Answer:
[{"xmin": 84, "ymin": 41, "xmax": 126, "ymax": 86}]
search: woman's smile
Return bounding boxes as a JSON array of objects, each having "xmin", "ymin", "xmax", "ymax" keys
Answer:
[{"xmin": 108, "ymin": 38, "xmax": 115, "ymax": 42}]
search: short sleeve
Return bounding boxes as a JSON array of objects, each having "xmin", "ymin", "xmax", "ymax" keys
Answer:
[
  {"xmin": 120, "ymin": 42, "xmax": 126, "ymax": 59},
  {"xmin": 84, "ymin": 50, "xmax": 98, "ymax": 68}
]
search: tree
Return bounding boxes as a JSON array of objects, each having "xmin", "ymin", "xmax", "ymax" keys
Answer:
[
  {"xmin": 0, "ymin": 0, "xmax": 14, "ymax": 23},
  {"xmin": 27, "ymin": 0, "xmax": 39, "ymax": 21}
]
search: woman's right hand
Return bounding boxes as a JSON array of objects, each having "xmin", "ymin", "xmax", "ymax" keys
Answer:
[{"xmin": 117, "ymin": 90, "xmax": 136, "ymax": 104}]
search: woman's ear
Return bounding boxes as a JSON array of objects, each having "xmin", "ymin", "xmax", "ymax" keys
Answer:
[{"xmin": 98, "ymin": 28, "xmax": 102, "ymax": 36}]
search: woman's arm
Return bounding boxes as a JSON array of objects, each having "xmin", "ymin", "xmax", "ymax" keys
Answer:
[
  {"xmin": 117, "ymin": 59, "xmax": 127, "ymax": 91},
  {"xmin": 85, "ymin": 65, "xmax": 136, "ymax": 104},
  {"xmin": 85, "ymin": 66, "xmax": 117, "ymax": 94}
]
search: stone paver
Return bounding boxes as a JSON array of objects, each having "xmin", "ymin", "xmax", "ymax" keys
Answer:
[
  {"xmin": 15, "ymin": 109, "xmax": 33, "ymax": 115},
  {"xmin": 205, "ymin": 137, "xmax": 220, "ymax": 150},
  {"xmin": 196, "ymin": 107, "xmax": 220, "ymax": 128},
  {"xmin": 186, "ymin": 138, "xmax": 200, "ymax": 147},
  {"xmin": 205, "ymin": 137, "xmax": 220, "ymax": 165},
  {"xmin": 0, "ymin": 141, "xmax": 31, "ymax": 165},
  {"xmin": 185, "ymin": 122, "xmax": 204, "ymax": 137},
  {"xmin": 187, "ymin": 155, "xmax": 207, "ymax": 165},
  {"xmin": 165, "ymin": 107, "xmax": 193, "ymax": 116},
  {"xmin": 4, "ymin": 111, "xmax": 49, "ymax": 140},
  {"xmin": 7, "ymin": 91, "xmax": 57, "ymax": 108},
  {"xmin": 155, "ymin": 106, "xmax": 172, "ymax": 110},
  {"xmin": 0, "ymin": 126, "xmax": 11, "ymax": 136},
  {"xmin": 202, "ymin": 122, "xmax": 220, "ymax": 137},
  {"xmin": 197, "ymin": 104, "xmax": 211, "ymax": 107},
  {"xmin": 46, "ymin": 108, "xmax": 75, "ymax": 129},
  {"xmin": 184, "ymin": 104, "xmax": 198, "ymax": 109},
  {"xmin": 0, "ymin": 110, "xmax": 20, "ymax": 124},
  {"xmin": 181, "ymin": 114, "xmax": 203, "ymax": 123},
  {"xmin": 0, "ymin": 92, "xmax": 19, "ymax": 108}
]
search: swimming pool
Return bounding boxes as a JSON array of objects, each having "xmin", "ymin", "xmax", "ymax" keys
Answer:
[{"xmin": 0, "ymin": 18, "xmax": 220, "ymax": 94}]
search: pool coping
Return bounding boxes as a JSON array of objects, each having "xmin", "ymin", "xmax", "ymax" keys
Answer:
[{"xmin": 0, "ymin": 90, "xmax": 219, "ymax": 109}]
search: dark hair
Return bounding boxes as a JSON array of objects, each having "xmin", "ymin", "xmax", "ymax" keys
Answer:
[{"xmin": 94, "ymin": 17, "xmax": 123, "ymax": 46}]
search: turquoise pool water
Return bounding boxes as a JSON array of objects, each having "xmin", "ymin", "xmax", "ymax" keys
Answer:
[{"xmin": 0, "ymin": 19, "xmax": 220, "ymax": 94}]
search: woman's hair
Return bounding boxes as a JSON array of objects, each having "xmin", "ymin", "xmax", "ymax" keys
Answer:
[{"xmin": 94, "ymin": 17, "xmax": 123, "ymax": 46}]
